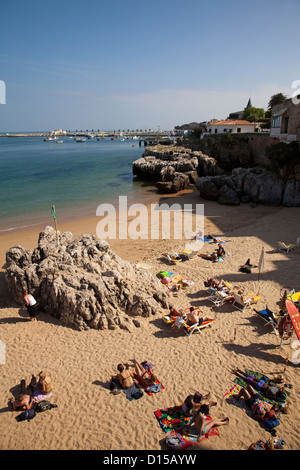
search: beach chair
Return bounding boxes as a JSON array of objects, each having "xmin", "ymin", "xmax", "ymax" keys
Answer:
[
  {"xmin": 287, "ymin": 290, "xmax": 300, "ymax": 307},
  {"xmin": 253, "ymin": 307, "xmax": 279, "ymax": 335},
  {"xmin": 181, "ymin": 318, "xmax": 215, "ymax": 337},
  {"xmin": 232, "ymin": 292, "xmax": 255, "ymax": 312},
  {"xmin": 180, "ymin": 250, "xmax": 199, "ymax": 260},
  {"xmin": 208, "ymin": 290, "xmax": 233, "ymax": 307},
  {"xmin": 278, "ymin": 242, "xmax": 296, "ymax": 253},
  {"xmin": 164, "ymin": 252, "xmax": 182, "ymax": 264}
]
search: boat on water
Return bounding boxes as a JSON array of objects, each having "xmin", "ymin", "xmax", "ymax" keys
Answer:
[
  {"xmin": 75, "ymin": 137, "xmax": 86, "ymax": 142},
  {"xmin": 44, "ymin": 137, "xmax": 54, "ymax": 141}
]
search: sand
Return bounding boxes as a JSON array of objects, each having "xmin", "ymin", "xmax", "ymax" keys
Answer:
[{"xmin": 0, "ymin": 188, "xmax": 300, "ymax": 451}]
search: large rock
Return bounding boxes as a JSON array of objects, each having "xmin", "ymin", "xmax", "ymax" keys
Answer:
[
  {"xmin": 132, "ymin": 145, "xmax": 223, "ymax": 194},
  {"xmin": 5, "ymin": 226, "xmax": 171, "ymax": 331}
]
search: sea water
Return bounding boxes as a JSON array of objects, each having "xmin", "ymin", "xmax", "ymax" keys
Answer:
[{"xmin": 0, "ymin": 136, "xmax": 155, "ymax": 232}]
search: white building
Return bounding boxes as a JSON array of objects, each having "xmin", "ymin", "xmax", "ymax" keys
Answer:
[{"xmin": 203, "ymin": 119, "xmax": 255, "ymax": 137}]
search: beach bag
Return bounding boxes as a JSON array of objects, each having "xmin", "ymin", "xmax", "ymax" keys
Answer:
[
  {"xmin": 16, "ymin": 408, "xmax": 36, "ymax": 422},
  {"xmin": 165, "ymin": 431, "xmax": 186, "ymax": 450},
  {"xmin": 35, "ymin": 400, "xmax": 57, "ymax": 412},
  {"xmin": 248, "ymin": 440, "xmax": 268, "ymax": 450}
]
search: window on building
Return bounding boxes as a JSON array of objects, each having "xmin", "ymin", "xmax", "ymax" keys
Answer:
[
  {"xmin": 214, "ymin": 129, "xmax": 218, "ymax": 134},
  {"xmin": 237, "ymin": 128, "xmax": 241, "ymax": 133}
]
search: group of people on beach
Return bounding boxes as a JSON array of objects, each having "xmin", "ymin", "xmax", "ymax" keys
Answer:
[{"xmin": 10, "ymin": 371, "xmax": 53, "ymax": 411}]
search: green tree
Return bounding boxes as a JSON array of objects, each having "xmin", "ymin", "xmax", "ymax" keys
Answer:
[
  {"xmin": 242, "ymin": 107, "xmax": 265, "ymax": 122},
  {"xmin": 268, "ymin": 93, "xmax": 288, "ymax": 109}
]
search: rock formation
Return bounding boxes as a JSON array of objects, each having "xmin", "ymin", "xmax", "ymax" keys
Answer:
[
  {"xmin": 132, "ymin": 145, "xmax": 223, "ymax": 194},
  {"xmin": 5, "ymin": 226, "xmax": 171, "ymax": 331},
  {"xmin": 195, "ymin": 167, "xmax": 300, "ymax": 207}
]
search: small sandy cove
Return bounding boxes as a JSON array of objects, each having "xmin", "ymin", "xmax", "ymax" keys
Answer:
[{"xmin": 0, "ymin": 189, "xmax": 299, "ymax": 451}]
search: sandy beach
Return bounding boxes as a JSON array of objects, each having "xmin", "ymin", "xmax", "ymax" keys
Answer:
[{"xmin": 0, "ymin": 188, "xmax": 300, "ymax": 451}]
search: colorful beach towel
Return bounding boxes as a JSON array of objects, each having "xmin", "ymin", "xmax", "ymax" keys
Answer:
[
  {"xmin": 154, "ymin": 403, "xmax": 193, "ymax": 432},
  {"xmin": 165, "ymin": 421, "xmax": 218, "ymax": 450},
  {"xmin": 234, "ymin": 369, "xmax": 290, "ymax": 405},
  {"xmin": 154, "ymin": 403, "xmax": 219, "ymax": 440},
  {"xmin": 133, "ymin": 373, "xmax": 165, "ymax": 396},
  {"xmin": 224, "ymin": 384, "xmax": 273, "ymax": 416}
]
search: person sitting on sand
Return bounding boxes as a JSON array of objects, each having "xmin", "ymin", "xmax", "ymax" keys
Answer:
[
  {"xmin": 116, "ymin": 364, "xmax": 135, "ymax": 389},
  {"xmin": 185, "ymin": 307, "xmax": 211, "ymax": 326},
  {"xmin": 23, "ymin": 293, "xmax": 39, "ymax": 321},
  {"xmin": 182, "ymin": 392, "xmax": 217, "ymax": 416},
  {"xmin": 35, "ymin": 371, "xmax": 53, "ymax": 395},
  {"xmin": 216, "ymin": 244, "xmax": 225, "ymax": 258},
  {"xmin": 174, "ymin": 404, "xmax": 229, "ymax": 444}
]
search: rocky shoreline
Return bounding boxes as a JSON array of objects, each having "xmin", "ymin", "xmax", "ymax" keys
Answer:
[{"xmin": 132, "ymin": 143, "xmax": 300, "ymax": 207}]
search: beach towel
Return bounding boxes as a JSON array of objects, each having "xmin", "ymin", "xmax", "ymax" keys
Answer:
[
  {"xmin": 33, "ymin": 390, "xmax": 53, "ymax": 402},
  {"xmin": 224, "ymin": 384, "xmax": 273, "ymax": 417},
  {"xmin": 133, "ymin": 373, "xmax": 165, "ymax": 395},
  {"xmin": 165, "ymin": 420, "xmax": 218, "ymax": 450},
  {"xmin": 234, "ymin": 369, "xmax": 290, "ymax": 404},
  {"xmin": 154, "ymin": 403, "xmax": 193, "ymax": 432},
  {"xmin": 154, "ymin": 403, "xmax": 218, "ymax": 441}
]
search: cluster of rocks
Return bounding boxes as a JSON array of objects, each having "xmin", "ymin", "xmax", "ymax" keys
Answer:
[
  {"xmin": 132, "ymin": 145, "xmax": 223, "ymax": 194},
  {"xmin": 132, "ymin": 143, "xmax": 300, "ymax": 207},
  {"xmin": 195, "ymin": 166, "xmax": 300, "ymax": 207},
  {"xmin": 5, "ymin": 226, "xmax": 171, "ymax": 331}
]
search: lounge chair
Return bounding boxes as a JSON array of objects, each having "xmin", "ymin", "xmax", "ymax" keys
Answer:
[
  {"xmin": 253, "ymin": 307, "xmax": 279, "ymax": 335},
  {"xmin": 208, "ymin": 290, "xmax": 233, "ymax": 307},
  {"xmin": 181, "ymin": 318, "xmax": 215, "ymax": 337},
  {"xmin": 164, "ymin": 252, "xmax": 182, "ymax": 264},
  {"xmin": 287, "ymin": 290, "xmax": 300, "ymax": 307},
  {"xmin": 180, "ymin": 250, "xmax": 199, "ymax": 260},
  {"xmin": 278, "ymin": 242, "xmax": 296, "ymax": 253},
  {"xmin": 232, "ymin": 292, "xmax": 260, "ymax": 312}
]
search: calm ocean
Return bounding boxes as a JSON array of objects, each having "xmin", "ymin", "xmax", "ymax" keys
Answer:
[{"xmin": 0, "ymin": 136, "xmax": 155, "ymax": 232}]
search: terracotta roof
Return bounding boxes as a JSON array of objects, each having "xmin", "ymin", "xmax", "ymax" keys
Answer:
[{"xmin": 207, "ymin": 120, "xmax": 253, "ymax": 126}]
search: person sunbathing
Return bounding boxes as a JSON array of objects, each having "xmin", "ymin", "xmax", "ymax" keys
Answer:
[
  {"xmin": 185, "ymin": 307, "xmax": 210, "ymax": 326},
  {"xmin": 130, "ymin": 358, "xmax": 157, "ymax": 388},
  {"xmin": 182, "ymin": 392, "xmax": 217, "ymax": 416},
  {"xmin": 10, "ymin": 394, "xmax": 34, "ymax": 411},
  {"xmin": 233, "ymin": 369, "xmax": 287, "ymax": 402},
  {"xmin": 168, "ymin": 306, "xmax": 183, "ymax": 317},
  {"xmin": 175, "ymin": 405, "xmax": 229, "ymax": 443},
  {"xmin": 236, "ymin": 384, "xmax": 268, "ymax": 421},
  {"xmin": 237, "ymin": 291, "xmax": 257, "ymax": 304},
  {"xmin": 116, "ymin": 363, "xmax": 135, "ymax": 389}
]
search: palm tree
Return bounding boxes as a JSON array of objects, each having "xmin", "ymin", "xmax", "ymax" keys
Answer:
[{"xmin": 268, "ymin": 93, "xmax": 288, "ymax": 109}]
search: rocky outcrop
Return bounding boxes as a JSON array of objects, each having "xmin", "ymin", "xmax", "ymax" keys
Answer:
[
  {"xmin": 5, "ymin": 226, "xmax": 171, "ymax": 331},
  {"xmin": 132, "ymin": 145, "xmax": 223, "ymax": 194},
  {"xmin": 195, "ymin": 167, "xmax": 300, "ymax": 207}
]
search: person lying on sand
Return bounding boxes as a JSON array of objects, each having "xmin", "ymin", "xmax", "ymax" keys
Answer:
[
  {"xmin": 129, "ymin": 358, "xmax": 157, "ymax": 388},
  {"xmin": 10, "ymin": 393, "xmax": 34, "ymax": 411},
  {"xmin": 233, "ymin": 369, "xmax": 287, "ymax": 401},
  {"xmin": 236, "ymin": 384, "xmax": 270, "ymax": 421}
]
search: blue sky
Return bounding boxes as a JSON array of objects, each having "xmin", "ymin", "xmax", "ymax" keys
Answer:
[{"xmin": 0, "ymin": 0, "xmax": 299, "ymax": 131}]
